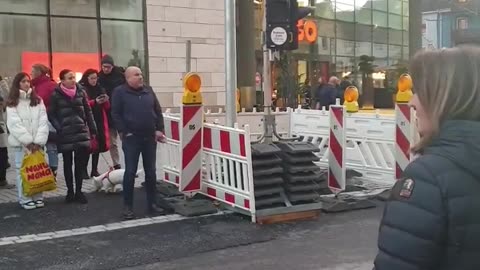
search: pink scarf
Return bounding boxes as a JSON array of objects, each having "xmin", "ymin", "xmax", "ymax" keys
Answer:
[{"xmin": 60, "ymin": 83, "xmax": 76, "ymax": 99}]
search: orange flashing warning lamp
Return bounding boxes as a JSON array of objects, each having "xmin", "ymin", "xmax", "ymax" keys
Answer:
[
  {"xmin": 344, "ymin": 86, "xmax": 359, "ymax": 113},
  {"xmin": 396, "ymin": 73, "xmax": 413, "ymax": 103},
  {"xmin": 182, "ymin": 72, "xmax": 203, "ymax": 104}
]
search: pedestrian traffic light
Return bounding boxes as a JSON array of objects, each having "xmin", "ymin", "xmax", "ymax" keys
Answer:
[
  {"xmin": 396, "ymin": 74, "xmax": 413, "ymax": 103},
  {"xmin": 344, "ymin": 86, "xmax": 359, "ymax": 113},
  {"xmin": 266, "ymin": 0, "xmax": 314, "ymax": 51},
  {"xmin": 182, "ymin": 73, "xmax": 202, "ymax": 105}
]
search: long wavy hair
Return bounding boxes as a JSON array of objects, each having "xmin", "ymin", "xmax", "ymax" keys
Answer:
[
  {"xmin": 6, "ymin": 72, "xmax": 41, "ymax": 107},
  {"xmin": 79, "ymin": 69, "xmax": 99, "ymax": 87},
  {"xmin": 410, "ymin": 44, "xmax": 480, "ymax": 152}
]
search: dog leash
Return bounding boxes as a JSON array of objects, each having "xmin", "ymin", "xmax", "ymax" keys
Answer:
[{"xmin": 100, "ymin": 152, "xmax": 114, "ymax": 170}]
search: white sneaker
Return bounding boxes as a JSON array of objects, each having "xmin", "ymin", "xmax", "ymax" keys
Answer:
[
  {"xmin": 22, "ymin": 201, "xmax": 36, "ymax": 210},
  {"xmin": 35, "ymin": 200, "xmax": 45, "ymax": 208}
]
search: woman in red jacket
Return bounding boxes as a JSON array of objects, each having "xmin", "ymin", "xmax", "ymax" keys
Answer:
[
  {"xmin": 31, "ymin": 64, "xmax": 59, "ymax": 176},
  {"xmin": 79, "ymin": 69, "xmax": 110, "ymax": 177}
]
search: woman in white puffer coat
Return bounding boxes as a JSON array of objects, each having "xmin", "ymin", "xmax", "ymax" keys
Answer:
[{"xmin": 6, "ymin": 72, "xmax": 49, "ymax": 210}]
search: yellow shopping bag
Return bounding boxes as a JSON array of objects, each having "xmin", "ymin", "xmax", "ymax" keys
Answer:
[{"xmin": 21, "ymin": 151, "xmax": 56, "ymax": 197}]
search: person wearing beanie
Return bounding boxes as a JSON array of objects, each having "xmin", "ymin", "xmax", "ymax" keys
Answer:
[{"xmin": 98, "ymin": 54, "xmax": 125, "ymax": 170}]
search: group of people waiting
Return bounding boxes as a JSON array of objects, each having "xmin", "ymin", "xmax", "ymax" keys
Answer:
[
  {"xmin": 313, "ymin": 76, "xmax": 353, "ymax": 110},
  {"xmin": 0, "ymin": 55, "xmax": 166, "ymax": 220}
]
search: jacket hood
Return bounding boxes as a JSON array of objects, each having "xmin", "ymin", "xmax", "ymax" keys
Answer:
[
  {"xmin": 425, "ymin": 120, "xmax": 480, "ymax": 179},
  {"xmin": 32, "ymin": 75, "xmax": 54, "ymax": 87}
]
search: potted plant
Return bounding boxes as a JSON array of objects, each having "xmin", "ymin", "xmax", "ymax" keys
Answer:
[{"xmin": 358, "ymin": 55, "xmax": 376, "ymax": 110}]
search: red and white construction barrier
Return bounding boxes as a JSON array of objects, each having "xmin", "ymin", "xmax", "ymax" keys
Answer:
[
  {"xmin": 395, "ymin": 103, "xmax": 412, "ymax": 179},
  {"xmin": 180, "ymin": 105, "xmax": 203, "ymax": 193},
  {"xmin": 161, "ymin": 115, "xmax": 181, "ymax": 186},
  {"xmin": 202, "ymin": 123, "xmax": 255, "ymax": 221},
  {"xmin": 328, "ymin": 105, "xmax": 346, "ymax": 194}
]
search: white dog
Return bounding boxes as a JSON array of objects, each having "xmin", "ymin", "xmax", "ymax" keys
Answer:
[{"xmin": 93, "ymin": 169, "xmax": 144, "ymax": 194}]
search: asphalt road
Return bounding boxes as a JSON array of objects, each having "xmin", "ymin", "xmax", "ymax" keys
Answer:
[{"xmin": 0, "ymin": 201, "xmax": 383, "ymax": 270}]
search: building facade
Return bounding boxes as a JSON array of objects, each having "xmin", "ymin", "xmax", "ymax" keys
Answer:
[
  {"xmin": 0, "ymin": 0, "xmax": 225, "ymax": 108},
  {"xmin": 422, "ymin": 0, "xmax": 480, "ymax": 49}
]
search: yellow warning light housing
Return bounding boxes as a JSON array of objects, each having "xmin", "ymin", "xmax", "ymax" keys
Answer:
[
  {"xmin": 396, "ymin": 73, "xmax": 413, "ymax": 103},
  {"xmin": 182, "ymin": 72, "xmax": 203, "ymax": 104},
  {"xmin": 344, "ymin": 86, "xmax": 359, "ymax": 113}
]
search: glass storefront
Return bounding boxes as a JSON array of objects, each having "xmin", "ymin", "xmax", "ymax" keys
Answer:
[
  {"xmin": 255, "ymin": 0, "xmax": 409, "ymax": 107},
  {"xmin": 0, "ymin": 0, "xmax": 146, "ymax": 82}
]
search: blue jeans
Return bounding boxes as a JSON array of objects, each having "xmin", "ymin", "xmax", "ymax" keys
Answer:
[
  {"xmin": 46, "ymin": 143, "xmax": 58, "ymax": 169},
  {"xmin": 122, "ymin": 134, "xmax": 157, "ymax": 208},
  {"xmin": 14, "ymin": 148, "xmax": 43, "ymax": 204}
]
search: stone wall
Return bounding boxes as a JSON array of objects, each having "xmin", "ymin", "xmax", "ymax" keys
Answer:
[{"xmin": 146, "ymin": 0, "xmax": 225, "ymax": 107}]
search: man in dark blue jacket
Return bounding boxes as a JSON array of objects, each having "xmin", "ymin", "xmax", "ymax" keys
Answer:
[{"xmin": 111, "ymin": 66, "xmax": 166, "ymax": 220}]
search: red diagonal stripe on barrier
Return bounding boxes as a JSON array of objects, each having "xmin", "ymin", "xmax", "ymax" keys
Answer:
[
  {"xmin": 396, "ymin": 126, "xmax": 410, "ymax": 159},
  {"xmin": 225, "ymin": 193, "xmax": 235, "ymax": 204},
  {"xmin": 239, "ymin": 134, "xmax": 246, "ymax": 157},
  {"xmin": 328, "ymin": 168, "xmax": 341, "ymax": 189},
  {"xmin": 164, "ymin": 173, "xmax": 169, "ymax": 181},
  {"xmin": 220, "ymin": 131, "xmax": 231, "ymax": 153},
  {"xmin": 171, "ymin": 121, "xmax": 179, "ymax": 141},
  {"xmin": 329, "ymin": 130, "xmax": 343, "ymax": 167},
  {"xmin": 398, "ymin": 103, "xmax": 411, "ymax": 121},
  {"xmin": 175, "ymin": 176, "xmax": 179, "ymax": 184},
  {"xmin": 183, "ymin": 106, "xmax": 201, "ymax": 127},
  {"xmin": 244, "ymin": 199, "xmax": 250, "ymax": 209},
  {"xmin": 183, "ymin": 170, "xmax": 201, "ymax": 191},
  {"xmin": 182, "ymin": 130, "xmax": 202, "ymax": 168},
  {"xmin": 207, "ymin": 187, "xmax": 216, "ymax": 197},
  {"xmin": 332, "ymin": 107, "xmax": 344, "ymax": 128},
  {"xmin": 203, "ymin": 127, "xmax": 212, "ymax": 149}
]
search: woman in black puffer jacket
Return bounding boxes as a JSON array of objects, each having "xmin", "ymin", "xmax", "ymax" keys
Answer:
[
  {"xmin": 373, "ymin": 45, "xmax": 480, "ymax": 270},
  {"xmin": 48, "ymin": 69, "xmax": 97, "ymax": 204}
]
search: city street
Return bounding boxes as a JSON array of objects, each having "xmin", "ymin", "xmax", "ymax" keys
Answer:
[{"xmin": 0, "ymin": 147, "xmax": 382, "ymax": 270}]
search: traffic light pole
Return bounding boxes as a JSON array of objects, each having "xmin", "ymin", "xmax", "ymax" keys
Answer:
[
  {"xmin": 262, "ymin": 0, "xmax": 275, "ymax": 144},
  {"xmin": 225, "ymin": 0, "xmax": 237, "ymax": 127}
]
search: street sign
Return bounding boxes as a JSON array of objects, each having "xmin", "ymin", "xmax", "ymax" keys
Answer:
[{"xmin": 270, "ymin": 27, "xmax": 288, "ymax": 45}]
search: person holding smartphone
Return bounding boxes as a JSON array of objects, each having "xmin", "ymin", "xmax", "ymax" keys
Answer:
[{"xmin": 80, "ymin": 69, "xmax": 111, "ymax": 178}]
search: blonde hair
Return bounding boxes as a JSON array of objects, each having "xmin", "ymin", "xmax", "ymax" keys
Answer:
[{"xmin": 410, "ymin": 44, "xmax": 480, "ymax": 152}]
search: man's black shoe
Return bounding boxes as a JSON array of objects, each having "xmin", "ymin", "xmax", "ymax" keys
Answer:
[
  {"xmin": 75, "ymin": 192, "xmax": 88, "ymax": 204},
  {"xmin": 123, "ymin": 206, "xmax": 135, "ymax": 220},
  {"xmin": 147, "ymin": 204, "xmax": 165, "ymax": 216},
  {"xmin": 65, "ymin": 192, "xmax": 75, "ymax": 203}
]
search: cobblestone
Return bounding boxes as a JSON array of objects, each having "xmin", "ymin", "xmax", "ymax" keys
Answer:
[{"xmin": 0, "ymin": 145, "xmax": 164, "ymax": 204}]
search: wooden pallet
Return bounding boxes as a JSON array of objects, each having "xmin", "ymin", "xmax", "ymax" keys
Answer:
[{"xmin": 256, "ymin": 209, "xmax": 321, "ymax": 225}]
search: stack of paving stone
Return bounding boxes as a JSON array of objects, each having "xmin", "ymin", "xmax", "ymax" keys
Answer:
[
  {"xmin": 276, "ymin": 142, "xmax": 331, "ymax": 204},
  {"xmin": 251, "ymin": 144, "xmax": 286, "ymax": 209}
]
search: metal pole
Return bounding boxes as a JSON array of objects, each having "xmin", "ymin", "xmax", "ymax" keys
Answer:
[
  {"xmin": 262, "ymin": 0, "xmax": 271, "ymax": 109},
  {"xmin": 186, "ymin": 40, "xmax": 191, "ymax": 72},
  {"xmin": 225, "ymin": 0, "xmax": 237, "ymax": 127}
]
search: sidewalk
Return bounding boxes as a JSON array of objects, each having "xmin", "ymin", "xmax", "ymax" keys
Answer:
[{"xmin": 0, "ymin": 144, "xmax": 164, "ymax": 204}]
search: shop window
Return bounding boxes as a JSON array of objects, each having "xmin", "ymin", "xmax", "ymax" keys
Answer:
[
  {"xmin": 51, "ymin": 18, "xmax": 99, "ymax": 81},
  {"xmin": 373, "ymin": 27, "xmax": 388, "ymax": 43},
  {"xmin": 336, "ymin": 21, "xmax": 355, "ymax": 39},
  {"xmin": 0, "ymin": 0, "xmax": 47, "ymax": 14},
  {"xmin": 457, "ymin": 17, "xmax": 468, "ymax": 29},
  {"xmin": 336, "ymin": 39, "xmax": 355, "ymax": 56},
  {"xmin": 356, "ymin": 8, "xmax": 372, "ymax": 25},
  {"xmin": 50, "ymin": 0, "xmax": 96, "ymax": 17},
  {"xmin": 373, "ymin": 11, "xmax": 388, "ymax": 28},
  {"xmin": 389, "ymin": 44, "xmax": 402, "ymax": 60},
  {"xmin": 403, "ymin": 16, "xmax": 409, "ymax": 31},
  {"xmin": 388, "ymin": 0, "xmax": 402, "ymax": 15},
  {"xmin": 373, "ymin": 43, "xmax": 388, "ymax": 59},
  {"xmin": 0, "ymin": 15, "xmax": 49, "ymax": 80},
  {"xmin": 101, "ymin": 20, "xmax": 145, "ymax": 71},
  {"xmin": 356, "ymin": 41, "xmax": 372, "ymax": 56},
  {"xmin": 372, "ymin": 0, "xmax": 388, "ymax": 11},
  {"xmin": 389, "ymin": 29, "xmax": 403, "ymax": 45},
  {"xmin": 389, "ymin": 14, "xmax": 402, "ymax": 30},
  {"xmin": 100, "ymin": 0, "xmax": 143, "ymax": 20},
  {"xmin": 314, "ymin": 0, "xmax": 335, "ymax": 19}
]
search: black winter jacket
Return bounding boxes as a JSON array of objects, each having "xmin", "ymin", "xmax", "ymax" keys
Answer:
[
  {"xmin": 374, "ymin": 120, "xmax": 480, "ymax": 270},
  {"xmin": 111, "ymin": 84, "xmax": 164, "ymax": 137},
  {"xmin": 98, "ymin": 66, "xmax": 125, "ymax": 129},
  {"xmin": 48, "ymin": 84, "xmax": 97, "ymax": 153}
]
